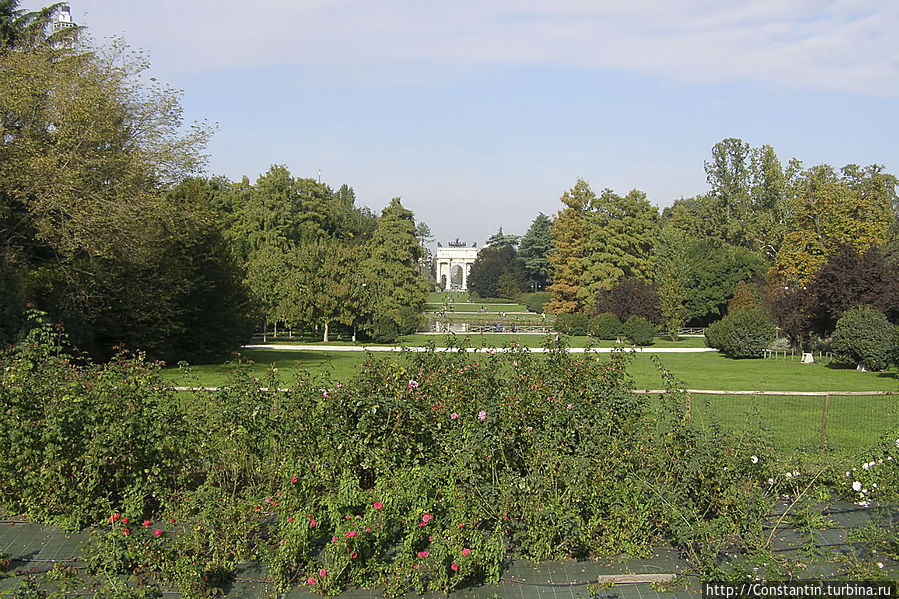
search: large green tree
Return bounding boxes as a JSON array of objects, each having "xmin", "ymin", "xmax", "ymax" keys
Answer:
[
  {"xmin": 518, "ymin": 212, "xmax": 553, "ymax": 291},
  {"xmin": 282, "ymin": 240, "xmax": 368, "ymax": 342},
  {"xmin": 773, "ymin": 163, "xmax": 896, "ymax": 284},
  {"xmin": 705, "ymin": 138, "xmax": 751, "ymax": 246},
  {"xmin": 468, "ymin": 245, "xmax": 527, "ymax": 300},
  {"xmin": 653, "ymin": 228, "xmax": 689, "ymax": 340},
  {"xmin": 681, "ymin": 240, "xmax": 766, "ymax": 326},
  {"xmin": 580, "ymin": 188, "xmax": 659, "ymax": 305},
  {"xmin": 0, "ymin": 15, "xmax": 260, "ymax": 359},
  {"xmin": 362, "ymin": 198, "xmax": 428, "ymax": 340}
]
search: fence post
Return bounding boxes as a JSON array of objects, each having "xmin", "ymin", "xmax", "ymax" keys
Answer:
[
  {"xmin": 820, "ymin": 394, "xmax": 830, "ymax": 452},
  {"xmin": 685, "ymin": 392, "xmax": 692, "ymax": 420}
]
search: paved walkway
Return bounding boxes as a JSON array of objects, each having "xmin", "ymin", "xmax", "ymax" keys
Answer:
[{"xmin": 244, "ymin": 344, "xmax": 718, "ymax": 353}]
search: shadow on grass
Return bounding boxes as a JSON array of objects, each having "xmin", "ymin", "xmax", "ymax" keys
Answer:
[{"xmin": 823, "ymin": 361, "xmax": 899, "ymax": 380}]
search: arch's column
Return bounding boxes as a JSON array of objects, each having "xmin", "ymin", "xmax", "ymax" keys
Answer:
[
  {"xmin": 445, "ymin": 260, "xmax": 453, "ymax": 290},
  {"xmin": 461, "ymin": 261, "xmax": 468, "ymax": 290}
]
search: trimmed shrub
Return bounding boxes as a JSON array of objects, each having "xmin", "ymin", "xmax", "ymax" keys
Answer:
[
  {"xmin": 622, "ymin": 315, "xmax": 655, "ymax": 346},
  {"xmin": 590, "ymin": 312, "xmax": 621, "ymax": 340},
  {"xmin": 370, "ymin": 314, "xmax": 400, "ymax": 343},
  {"xmin": 831, "ymin": 306, "xmax": 895, "ymax": 371},
  {"xmin": 705, "ymin": 309, "xmax": 776, "ymax": 358},
  {"xmin": 554, "ymin": 312, "xmax": 589, "ymax": 336},
  {"xmin": 522, "ymin": 291, "xmax": 552, "ymax": 314}
]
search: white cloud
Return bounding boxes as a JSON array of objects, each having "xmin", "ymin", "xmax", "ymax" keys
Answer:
[{"xmin": 64, "ymin": 0, "xmax": 899, "ymax": 96}]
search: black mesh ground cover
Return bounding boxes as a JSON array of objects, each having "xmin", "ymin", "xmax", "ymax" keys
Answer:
[{"xmin": 1, "ymin": 503, "xmax": 896, "ymax": 598}]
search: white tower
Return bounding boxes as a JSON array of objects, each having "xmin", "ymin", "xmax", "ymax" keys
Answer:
[{"xmin": 51, "ymin": 4, "xmax": 77, "ymax": 34}]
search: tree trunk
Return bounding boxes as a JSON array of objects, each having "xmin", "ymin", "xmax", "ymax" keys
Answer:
[{"xmin": 323, "ymin": 320, "xmax": 329, "ymax": 343}]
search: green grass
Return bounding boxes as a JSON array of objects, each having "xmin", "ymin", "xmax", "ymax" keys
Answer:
[
  {"xmin": 628, "ymin": 352, "xmax": 899, "ymax": 391},
  {"xmin": 162, "ymin": 347, "xmax": 899, "ymax": 458},
  {"xmin": 247, "ymin": 333, "xmax": 709, "ymax": 349},
  {"xmin": 164, "ymin": 343, "xmax": 899, "ymax": 393}
]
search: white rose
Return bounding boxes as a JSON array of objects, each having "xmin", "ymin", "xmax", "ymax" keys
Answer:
[{"xmin": 852, "ymin": 481, "xmax": 862, "ymax": 492}]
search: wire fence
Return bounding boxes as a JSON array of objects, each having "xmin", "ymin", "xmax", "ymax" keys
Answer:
[{"xmin": 635, "ymin": 389, "xmax": 899, "ymax": 457}]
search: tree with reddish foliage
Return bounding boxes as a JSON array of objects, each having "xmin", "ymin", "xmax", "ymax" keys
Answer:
[
  {"xmin": 591, "ymin": 278, "xmax": 663, "ymax": 325},
  {"xmin": 812, "ymin": 245, "xmax": 899, "ymax": 332},
  {"xmin": 766, "ymin": 283, "xmax": 815, "ymax": 351}
]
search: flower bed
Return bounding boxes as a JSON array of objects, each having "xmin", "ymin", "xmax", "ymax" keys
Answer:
[{"xmin": 2, "ymin": 316, "xmax": 898, "ymax": 596}]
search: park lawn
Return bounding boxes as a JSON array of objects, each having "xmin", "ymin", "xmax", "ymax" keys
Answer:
[
  {"xmin": 246, "ymin": 333, "xmax": 709, "ymax": 349},
  {"xmin": 626, "ymin": 351, "xmax": 899, "ymax": 391},
  {"xmin": 161, "ymin": 348, "xmax": 899, "ymax": 458},
  {"xmin": 163, "ymin": 344, "xmax": 899, "ymax": 393},
  {"xmin": 162, "ymin": 349, "xmax": 368, "ymax": 388}
]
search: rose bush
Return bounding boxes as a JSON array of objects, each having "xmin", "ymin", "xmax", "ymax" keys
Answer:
[{"xmin": 1, "ymin": 317, "xmax": 784, "ymax": 596}]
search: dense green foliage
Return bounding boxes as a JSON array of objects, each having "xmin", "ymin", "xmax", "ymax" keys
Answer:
[
  {"xmin": 467, "ymin": 244, "xmax": 527, "ymax": 300},
  {"xmin": 553, "ymin": 312, "xmax": 590, "ymax": 336},
  {"xmin": 831, "ymin": 306, "xmax": 897, "ymax": 371},
  {"xmin": 521, "ymin": 291, "xmax": 551, "ymax": 314},
  {"xmin": 622, "ymin": 316, "xmax": 655, "ymax": 346},
  {"xmin": 1, "ymin": 318, "xmax": 791, "ymax": 595},
  {"xmin": 517, "ymin": 213, "xmax": 553, "ymax": 290},
  {"xmin": 705, "ymin": 309, "xmax": 776, "ymax": 358},
  {"xmin": 589, "ymin": 312, "xmax": 621, "ymax": 340},
  {"xmin": 361, "ymin": 199, "xmax": 429, "ymax": 340},
  {"xmin": 0, "ymin": 10, "xmax": 253, "ymax": 360}
]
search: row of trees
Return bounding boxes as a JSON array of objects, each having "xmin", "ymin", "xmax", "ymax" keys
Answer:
[
  {"xmin": 466, "ymin": 216, "xmax": 553, "ymax": 299},
  {"xmin": 472, "ymin": 138, "xmax": 897, "ymax": 354},
  {"xmin": 202, "ymin": 167, "xmax": 428, "ymax": 343},
  {"xmin": 0, "ymin": 2, "xmax": 429, "ymax": 360}
]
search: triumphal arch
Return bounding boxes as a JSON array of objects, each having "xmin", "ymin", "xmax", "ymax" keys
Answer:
[{"xmin": 435, "ymin": 240, "xmax": 478, "ymax": 291}]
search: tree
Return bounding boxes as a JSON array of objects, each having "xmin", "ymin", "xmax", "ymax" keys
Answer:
[
  {"xmin": 546, "ymin": 180, "xmax": 591, "ymax": 314},
  {"xmin": 681, "ymin": 240, "xmax": 767, "ymax": 326},
  {"xmin": 727, "ymin": 280, "xmax": 764, "ymax": 314},
  {"xmin": 661, "ymin": 194, "xmax": 726, "ymax": 243},
  {"xmin": 653, "ymin": 229, "xmax": 689, "ymax": 341},
  {"xmin": 591, "ymin": 278, "xmax": 662, "ymax": 325},
  {"xmin": 468, "ymin": 245, "xmax": 526, "ymax": 299},
  {"xmin": 705, "ymin": 138, "xmax": 751, "ymax": 246},
  {"xmin": 580, "ymin": 188, "xmax": 659, "ymax": 304},
  {"xmin": 812, "ymin": 245, "xmax": 899, "ymax": 332},
  {"xmin": 361, "ymin": 198, "xmax": 428, "ymax": 340},
  {"xmin": 485, "ymin": 226, "xmax": 520, "ymax": 249},
  {"xmin": 0, "ymin": 24, "xmax": 249, "ymax": 360},
  {"xmin": 772, "ymin": 163, "xmax": 895, "ymax": 284},
  {"xmin": 283, "ymin": 240, "xmax": 367, "ymax": 342},
  {"xmin": 518, "ymin": 213, "xmax": 553, "ymax": 290},
  {"xmin": 765, "ymin": 283, "xmax": 815, "ymax": 351},
  {"xmin": 746, "ymin": 144, "xmax": 787, "ymax": 258},
  {"xmin": 831, "ymin": 306, "xmax": 896, "ymax": 371}
]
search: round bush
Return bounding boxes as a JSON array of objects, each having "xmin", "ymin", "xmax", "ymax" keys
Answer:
[
  {"xmin": 622, "ymin": 315, "xmax": 655, "ymax": 346},
  {"xmin": 589, "ymin": 312, "xmax": 621, "ymax": 340},
  {"xmin": 554, "ymin": 312, "xmax": 589, "ymax": 336},
  {"xmin": 704, "ymin": 309, "xmax": 775, "ymax": 358},
  {"xmin": 831, "ymin": 306, "xmax": 895, "ymax": 371},
  {"xmin": 522, "ymin": 291, "xmax": 551, "ymax": 314},
  {"xmin": 370, "ymin": 314, "xmax": 400, "ymax": 342}
]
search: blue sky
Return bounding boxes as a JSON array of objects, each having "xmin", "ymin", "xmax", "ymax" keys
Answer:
[{"xmin": 41, "ymin": 1, "xmax": 899, "ymax": 245}]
